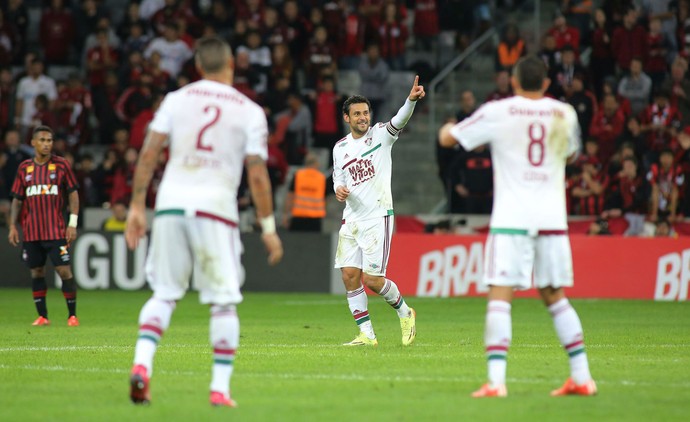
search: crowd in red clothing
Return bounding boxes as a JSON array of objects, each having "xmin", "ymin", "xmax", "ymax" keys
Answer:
[
  {"xmin": 0, "ymin": 0, "xmax": 466, "ymax": 216},
  {"xmin": 442, "ymin": 2, "xmax": 690, "ymax": 235}
]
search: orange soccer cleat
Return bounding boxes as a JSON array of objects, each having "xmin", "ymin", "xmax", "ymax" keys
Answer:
[
  {"xmin": 551, "ymin": 378, "xmax": 598, "ymax": 396},
  {"xmin": 210, "ymin": 391, "xmax": 237, "ymax": 407},
  {"xmin": 471, "ymin": 383, "xmax": 508, "ymax": 398},
  {"xmin": 67, "ymin": 316, "xmax": 80, "ymax": 327},
  {"xmin": 32, "ymin": 316, "xmax": 50, "ymax": 326},
  {"xmin": 130, "ymin": 364, "xmax": 151, "ymax": 405}
]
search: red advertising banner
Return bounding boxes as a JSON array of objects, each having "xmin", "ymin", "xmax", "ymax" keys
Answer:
[{"xmin": 386, "ymin": 234, "xmax": 690, "ymax": 301}]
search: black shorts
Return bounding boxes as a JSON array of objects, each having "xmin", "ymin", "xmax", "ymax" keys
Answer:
[{"xmin": 22, "ymin": 239, "xmax": 71, "ymax": 269}]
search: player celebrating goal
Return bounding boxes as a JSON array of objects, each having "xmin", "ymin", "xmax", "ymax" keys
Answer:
[
  {"xmin": 8, "ymin": 125, "xmax": 80, "ymax": 327},
  {"xmin": 439, "ymin": 56, "xmax": 597, "ymax": 397},
  {"xmin": 125, "ymin": 36, "xmax": 283, "ymax": 407},
  {"xmin": 333, "ymin": 76, "xmax": 424, "ymax": 346}
]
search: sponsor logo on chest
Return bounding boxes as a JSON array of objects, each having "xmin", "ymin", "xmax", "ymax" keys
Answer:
[{"xmin": 26, "ymin": 184, "xmax": 59, "ymax": 196}]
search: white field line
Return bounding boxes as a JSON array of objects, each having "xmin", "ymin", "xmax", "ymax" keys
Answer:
[
  {"xmin": 1, "ymin": 343, "xmax": 687, "ymax": 353},
  {"xmin": 1, "ymin": 363, "xmax": 688, "ymax": 388}
]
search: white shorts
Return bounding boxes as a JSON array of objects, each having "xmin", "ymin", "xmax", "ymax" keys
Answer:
[
  {"xmin": 334, "ymin": 215, "xmax": 394, "ymax": 276},
  {"xmin": 483, "ymin": 233, "xmax": 574, "ymax": 290},
  {"xmin": 145, "ymin": 215, "xmax": 244, "ymax": 305}
]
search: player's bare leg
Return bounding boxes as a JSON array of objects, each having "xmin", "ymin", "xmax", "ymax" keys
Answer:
[
  {"xmin": 539, "ymin": 286, "xmax": 597, "ymax": 396},
  {"xmin": 342, "ymin": 267, "xmax": 377, "ymax": 345},
  {"xmin": 363, "ymin": 274, "xmax": 416, "ymax": 346},
  {"xmin": 473, "ymin": 286, "xmax": 512, "ymax": 398}
]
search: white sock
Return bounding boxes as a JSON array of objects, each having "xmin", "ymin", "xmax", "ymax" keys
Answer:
[
  {"xmin": 133, "ymin": 298, "xmax": 176, "ymax": 376},
  {"xmin": 549, "ymin": 298, "xmax": 592, "ymax": 385},
  {"xmin": 485, "ymin": 300, "xmax": 512, "ymax": 387},
  {"xmin": 379, "ymin": 278, "xmax": 411, "ymax": 318},
  {"xmin": 209, "ymin": 304, "xmax": 239, "ymax": 396},
  {"xmin": 346, "ymin": 286, "xmax": 376, "ymax": 339}
]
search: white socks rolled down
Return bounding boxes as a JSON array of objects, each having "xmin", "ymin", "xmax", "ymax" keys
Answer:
[
  {"xmin": 484, "ymin": 300, "xmax": 512, "ymax": 387},
  {"xmin": 549, "ymin": 298, "xmax": 592, "ymax": 385},
  {"xmin": 134, "ymin": 298, "xmax": 176, "ymax": 376},
  {"xmin": 346, "ymin": 286, "xmax": 376, "ymax": 339},
  {"xmin": 209, "ymin": 304, "xmax": 239, "ymax": 396}
]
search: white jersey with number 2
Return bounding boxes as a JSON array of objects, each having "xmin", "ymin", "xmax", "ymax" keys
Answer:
[
  {"xmin": 149, "ymin": 79, "xmax": 268, "ymax": 224},
  {"xmin": 450, "ymin": 96, "xmax": 580, "ymax": 233}
]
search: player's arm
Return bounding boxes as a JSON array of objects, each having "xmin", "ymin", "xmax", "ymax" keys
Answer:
[
  {"xmin": 125, "ymin": 130, "xmax": 167, "ymax": 249},
  {"xmin": 387, "ymin": 75, "xmax": 425, "ymax": 137},
  {"xmin": 332, "ymin": 159, "xmax": 349, "ymax": 202},
  {"xmin": 8, "ymin": 197, "xmax": 22, "ymax": 246},
  {"xmin": 246, "ymin": 154, "xmax": 283, "ymax": 265},
  {"xmin": 66, "ymin": 190, "xmax": 79, "ymax": 243}
]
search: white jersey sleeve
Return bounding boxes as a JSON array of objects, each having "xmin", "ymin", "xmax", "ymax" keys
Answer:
[
  {"xmin": 243, "ymin": 106, "xmax": 269, "ymax": 160},
  {"xmin": 149, "ymin": 94, "xmax": 174, "ymax": 135},
  {"xmin": 450, "ymin": 103, "xmax": 495, "ymax": 151},
  {"xmin": 566, "ymin": 107, "xmax": 581, "ymax": 157},
  {"xmin": 372, "ymin": 122, "xmax": 398, "ymax": 147}
]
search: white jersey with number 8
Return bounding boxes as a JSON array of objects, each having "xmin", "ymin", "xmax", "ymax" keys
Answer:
[
  {"xmin": 149, "ymin": 79, "xmax": 268, "ymax": 224},
  {"xmin": 450, "ymin": 96, "xmax": 580, "ymax": 233}
]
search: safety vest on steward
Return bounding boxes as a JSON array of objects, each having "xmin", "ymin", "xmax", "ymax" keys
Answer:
[
  {"xmin": 497, "ymin": 39, "xmax": 525, "ymax": 69},
  {"xmin": 292, "ymin": 168, "xmax": 326, "ymax": 218}
]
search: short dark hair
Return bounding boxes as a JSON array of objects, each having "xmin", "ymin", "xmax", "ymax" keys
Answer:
[
  {"xmin": 342, "ymin": 95, "xmax": 371, "ymax": 115},
  {"xmin": 195, "ymin": 36, "xmax": 232, "ymax": 74},
  {"xmin": 513, "ymin": 55, "xmax": 547, "ymax": 92},
  {"xmin": 32, "ymin": 125, "xmax": 53, "ymax": 138}
]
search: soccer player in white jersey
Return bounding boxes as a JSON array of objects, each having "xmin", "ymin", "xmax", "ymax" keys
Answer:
[
  {"xmin": 332, "ymin": 76, "xmax": 424, "ymax": 346},
  {"xmin": 124, "ymin": 36, "xmax": 283, "ymax": 407},
  {"xmin": 439, "ymin": 55, "xmax": 597, "ymax": 397}
]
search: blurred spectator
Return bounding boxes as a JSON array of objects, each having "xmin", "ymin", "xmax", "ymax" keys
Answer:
[
  {"xmin": 150, "ymin": 0, "xmax": 200, "ymax": 37},
  {"xmin": 413, "ymin": 0, "xmax": 439, "ymax": 51},
  {"xmin": 615, "ymin": 116, "xmax": 647, "ymax": 160},
  {"xmin": 74, "ymin": 0, "xmax": 108, "ymax": 57},
  {"xmin": 495, "ymin": 23, "xmax": 526, "ymax": 72},
  {"xmin": 618, "ymin": 57, "xmax": 653, "ymax": 117},
  {"xmin": 338, "ymin": 2, "xmax": 366, "ymax": 70},
  {"xmin": 549, "ymin": 45, "xmax": 586, "ymax": 99},
  {"xmin": 4, "ymin": 0, "xmax": 28, "ymax": 64},
  {"xmin": 590, "ymin": 93, "xmax": 626, "ymax": 164},
  {"xmin": 611, "ymin": 7, "xmax": 648, "ymax": 73},
  {"xmin": 122, "ymin": 22, "xmax": 152, "ymax": 56},
  {"xmin": 139, "ymin": 0, "xmax": 165, "ymax": 20},
  {"xmin": 602, "ymin": 76, "xmax": 632, "ymax": 118},
  {"xmin": 607, "ymin": 141, "xmax": 638, "ymax": 177},
  {"xmin": 30, "ymin": 94, "xmax": 58, "ymax": 136},
  {"xmin": 0, "ymin": 66, "xmax": 15, "ymax": 132},
  {"xmin": 119, "ymin": 50, "xmax": 146, "ymax": 90},
  {"xmin": 232, "ymin": 49, "xmax": 260, "ymax": 102},
  {"xmin": 75, "ymin": 153, "xmax": 99, "ymax": 207},
  {"xmin": 144, "ymin": 22, "xmax": 193, "ymax": 78},
  {"xmin": 538, "ymin": 33, "xmax": 560, "ymax": 71},
  {"xmin": 606, "ymin": 166, "xmax": 647, "ymax": 234},
  {"xmin": 236, "ymin": 0, "xmax": 263, "ymax": 29},
  {"xmin": 561, "ymin": 0, "xmax": 593, "ymax": 44},
  {"xmin": 662, "ymin": 57, "xmax": 690, "ymax": 126},
  {"xmin": 639, "ymin": 88, "xmax": 681, "ymax": 161},
  {"xmin": 485, "ymin": 70, "xmax": 513, "ymax": 102},
  {"xmin": 427, "ymin": 219, "xmax": 451, "ymax": 234},
  {"xmin": 359, "ymin": 43, "xmax": 389, "ymax": 122},
  {"xmin": 304, "ymin": 26, "xmax": 337, "ymax": 88},
  {"xmin": 92, "ymin": 148, "xmax": 119, "ymax": 204},
  {"xmin": 0, "ymin": 9, "xmax": 19, "ymax": 66},
  {"xmin": 590, "ymin": 8, "xmax": 615, "ymax": 99},
  {"xmin": 145, "ymin": 51, "xmax": 172, "ymax": 92},
  {"xmin": 310, "ymin": 77, "xmax": 344, "ymax": 164},
  {"xmin": 547, "ymin": 13, "xmax": 581, "ymax": 53},
  {"xmin": 229, "ymin": 18, "xmax": 248, "ymax": 52},
  {"xmin": 654, "ymin": 218, "xmax": 677, "ymax": 237},
  {"xmin": 40, "ymin": 0, "xmax": 75, "ymax": 65},
  {"xmin": 278, "ymin": 92, "xmax": 313, "ymax": 165},
  {"xmin": 264, "ymin": 75, "xmax": 292, "ymax": 117},
  {"xmin": 87, "ymin": 29, "xmax": 119, "ymax": 90},
  {"xmin": 1, "ymin": 129, "xmax": 31, "ymax": 194},
  {"xmin": 117, "ymin": 2, "xmax": 150, "ymax": 43},
  {"xmin": 115, "ymin": 72, "xmax": 154, "ymax": 126},
  {"xmin": 571, "ymin": 157, "xmax": 609, "ymax": 215},
  {"xmin": 587, "ymin": 217, "xmax": 611, "ymax": 235},
  {"xmin": 101, "ymin": 201, "xmax": 128, "ymax": 231},
  {"xmin": 130, "ymin": 92, "xmax": 163, "ymax": 151},
  {"xmin": 646, "ymin": 17, "xmax": 672, "ymax": 90},
  {"xmin": 204, "ymin": 0, "xmax": 233, "ymax": 39},
  {"xmin": 261, "ymin": 6, "xmax": 287, "ymax": 48},
  {"xmin": 282, "ymin": 0, "xmax": 309, "ymax": 60},
  {"xmin": 92, "ymin": 71, "xmax": 121, "ymax": 143},
  {"xmin": 565, "ymin": 74, "xmax": 597, "ymax": 139},
  {"xmin": 82, "ymin": 16, "xmax": 121, "ymax": 56},
  {"xmin": 110, "ymin": 146, "xmax": 138, "ymax": 204},
  {"xmin": 378, "ymin": 2, "xmax": 408, "ymax": 70},
  {"xmin": 268, "ymin": 43, "xmax": 296, "ymax": 91},
  {"xmin": 640, "ymin": 0, "xmax": 678, "ymax": 53},
  {"xmin": 449, "ymin": 144, "xmax": 493, "ymax": 214},
  {"xmin": 56, "ymin": 73, "xmax": 91, "ymax": 147},
  {"xmin": 648, "ymin": 148, "xmax": 685, "ymax": 221},
  {"xmin": 677, "ymin": 0, "xmax": 690, "ymax": 57},
  {"xmin": 14, "ymin": 58, "xmax": 57, "ymax": 141},
  {"xmin": 237, "ymin": 30, "xmax": 271, "ymax": 94}
]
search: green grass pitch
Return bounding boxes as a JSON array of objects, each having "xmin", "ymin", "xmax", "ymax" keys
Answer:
[{"xmin": 1, "ymin": 289, "xmax": 689, "ymax": 421}]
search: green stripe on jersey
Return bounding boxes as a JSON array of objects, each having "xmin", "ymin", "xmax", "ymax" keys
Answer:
[
  {"xmin": 361, "ymin": 143, "xmax": 382, "ymax": 157},
  {"xmin": 155, "ymin": 209, "xmax": 185, "ymax": 217},
  {"xmin": 490, "ymin": 228, "xmax": 529, "ymax": 235},
  {"xmin": 387, "ymin": 209, "xmax": 394, "ymax": 216}
]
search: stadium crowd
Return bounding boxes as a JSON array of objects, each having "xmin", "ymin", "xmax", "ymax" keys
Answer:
[
  {"xmin": 0, "ymin": 0, "xmax": 490, "ymax": 225},
  {"xmin": 439, "ymin": 1, "xmax": 690, "ymax": 236}
]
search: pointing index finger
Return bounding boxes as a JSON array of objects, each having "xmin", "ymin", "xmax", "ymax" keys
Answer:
[{"xmin": 413, "ymin": 75, "xmax": 419, "ymax": 87}]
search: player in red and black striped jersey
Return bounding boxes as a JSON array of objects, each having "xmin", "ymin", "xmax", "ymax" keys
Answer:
[{"xmin": 8, "ymin": 125, "xmax": 80, "ymax": 327}]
